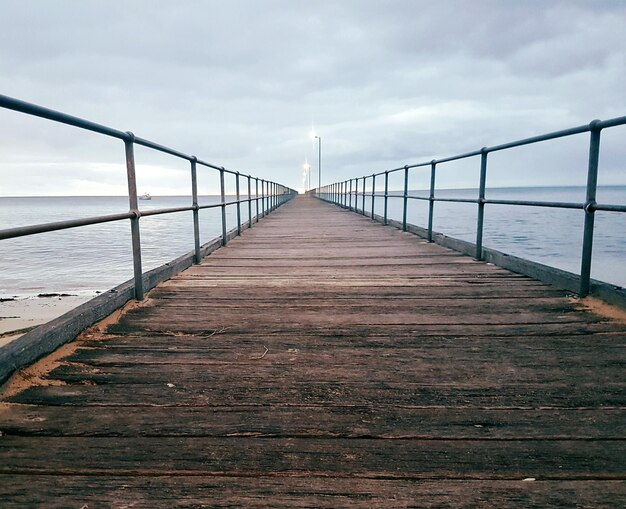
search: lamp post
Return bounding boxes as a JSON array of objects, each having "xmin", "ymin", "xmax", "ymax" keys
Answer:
[
  {"xmin": 314, "ymin": 135, "xmax": 321, "ymax": 189},
  {"xmin": 303, "ymin": 161, "xmax": 311, "ymax": 192}
]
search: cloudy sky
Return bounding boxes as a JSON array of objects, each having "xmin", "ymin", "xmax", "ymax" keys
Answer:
[{"xmin": 0, "ymin": 0, "xmax": 624, "ymax": 196}]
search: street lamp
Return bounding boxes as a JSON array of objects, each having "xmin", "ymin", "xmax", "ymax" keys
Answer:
[
  {"xmin": 303, "ymin": 161, "xmax": 311, "ymax": 192},
  {"xmin": 314, "ymin": 135, "xmax": 321, "ymax": 189}
]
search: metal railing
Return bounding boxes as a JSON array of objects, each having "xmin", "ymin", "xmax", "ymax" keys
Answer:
[
  {"xmin": 314, "ymin": 116, "xmax": 626, "ymax": 297},
  {"xmin": 0, "ymin": 94, "xmax": 297, "ymax": 300}
]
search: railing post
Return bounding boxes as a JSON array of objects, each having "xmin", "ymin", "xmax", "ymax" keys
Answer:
[
  {"xmin": 190, "ymin": 156, "xmax": 201, "ymax": 264},
  {"xmin": 580, "ymin": 121, "xmax": 602, "ymax": 297},
  {"xmin": 383, "ymin": 171, "xmax": 389, "ymax": 225},
  {"xmin": 235, "ymin": 172, "xmax": 241, "ymax": 236},
  {"xmin": 402, "ymin": 165, "xmax": 409, "ymax": 231},
  {"xmin": 247, "ymin": 175, "xmax": 252, "ymax": 229},
  {"xmin": 255, "ymin": 178, "xmax": 259, "ymax": 222},
  {"xmin": 371, "ymin": 174, "xmax": 376, "ymax": 219},
  {"xmin": 355, "ymin": 178, "xmax": 359, "ymax": 213},
  {"xmin": 124, "ymin": 132, "xmax": 144, "ymax": 300},
  {"xmin": 348, "ymin": 179, "xmax": 353, "ymax": 211},
  {"xmin": 428, "ymin": 160, "xmax": 436, "ymax": 242},
  {"xmin": 362, "ymin": 176, "xmax": 366, "ymax": 215},
  {"xmin": 260, "ymin": 180, "xmax": 264, "ymax": 217},
  {"xmin": 220, "ymin": 166, "xmax": 227, "ymax": 246},
  {"xmin": 475, "ymin": 149, "xmax": 488, "ymax": 260}
]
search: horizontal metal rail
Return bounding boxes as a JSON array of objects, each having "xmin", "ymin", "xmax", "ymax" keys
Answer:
[
  {"xmin": 314, "ymin": 115, "xmax": 626, "ymax": 298},
  {"xmin": 0, "ymin": 212, "xmax": 134, "ymax": 240},
  {"xmin": 0, "ymin": 94, "xmax": 297, "ymax": 301}
]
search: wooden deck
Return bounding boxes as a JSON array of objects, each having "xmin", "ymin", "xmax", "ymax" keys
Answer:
[{"xmin": 1, "ymin": 195, "xmax": 625, "ymax": 506}]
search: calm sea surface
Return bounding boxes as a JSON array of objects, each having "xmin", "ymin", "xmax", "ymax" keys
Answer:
[{"xmin": 1, "ymin": 186, "xmax": 625, "ymax": 298}]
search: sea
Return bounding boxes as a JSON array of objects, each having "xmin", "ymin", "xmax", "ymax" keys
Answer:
[{"xmin": 0, "ymin": 186, "xmax": 625, "ymax": 298}]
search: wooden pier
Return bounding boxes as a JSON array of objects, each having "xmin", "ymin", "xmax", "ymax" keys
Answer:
[{"xmin": 1, "ymin": 195, "xmax": 625, "ymax": 506}]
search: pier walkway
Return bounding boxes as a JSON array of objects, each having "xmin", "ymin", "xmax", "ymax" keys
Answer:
[{"xmin": 1, "ymin": 195, "xmax": 625, "ymax": 506}]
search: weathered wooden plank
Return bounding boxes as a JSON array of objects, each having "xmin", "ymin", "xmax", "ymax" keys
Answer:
[
  {"xmin": 132, "ymin": 297, "xmax": 582, "ymax": 314},
  {"xmin": 42, "ymin": 358, "xmax": 624, "ymax": 389},
  {"xmin": 71, "ymin": 332, "xmax": 626, "ymax": 349},
  {"xmin": 1, "ymin": 436, "xmax": 625, "ymax": 479},
  {"xmin": 2, "ymin": 404, "xmax": 625, "ymax": 439},
  {"xmin": 9, "ymin": 382, "xmax": 625, "ymax": 408},
  {"xmin": 152, "ymin": 286, "xmax": 567, "ymax": 299},
  {"xmin": 0, "ymin": 476, "xmax": 623, "ymax": 508},
  {"xmin": 57, "ymin": 342, "xmax": 624, "ymax": 371},
  {"xmin": 106, "ymin": 320, "xmax": 625, "ymax": 336},
  {"xmin": 183, "ymin": 265, "xmax": 513, "ymax": 276}
]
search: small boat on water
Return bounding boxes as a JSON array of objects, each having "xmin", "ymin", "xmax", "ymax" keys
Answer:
[{"xmin": 139, "ymin": 192, "xmax": 152, "ymax": 200}]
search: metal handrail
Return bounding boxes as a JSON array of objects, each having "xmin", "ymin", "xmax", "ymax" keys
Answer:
[
  {"xmin": 313, "ymin": 115, "xmax": 626, "ymax": 297},
  {"xmin": 0, "ymin": 94, "xmax": 297, "ymax": 300}
]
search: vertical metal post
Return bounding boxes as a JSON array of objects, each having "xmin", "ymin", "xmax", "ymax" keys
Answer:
[
  {"xmin": 268, "ymin": 181, "xmax": 272, "ymax": 210},
  {"xmin": 355, "ymin": 178, "xmax": 359, "ymax": 213},
  {"xmin": 475, "ymin": 149, "xmax": 488, "ymax": 260},
  {"xmin": 235, "ymin": 172, "xmax": 241, "ymax": 236},
  {"xmin": 124, "ymin": 133, "xmax": 144, "ymax": 300},
  {"xmin": 383, "ymin": 171, "xmax": 389, "ymax": 225},
  {"xmin": 361, "ymin": 176, "xmax": 366, "ymax": 215},
  {"xmin": 220, "ymin": 167, "xmax": 227, "ymax": 246},
  {"xmin": 402, "ymin": 165, "xmax": 409, "ymax": 231},
  {"xmin": 316, "ymin": 136, "xmax": 322, "ymax": 189},
  {"xmin": 371, "ymin": 174, "xmax": 376, "ymax": 219},
  {"xmin": 190, "ymin": 156, "xmax": 201, "ymax": 264},
  {"xmin": 580, "ymin": 122, "xmax": 602, "ymax": 297},
  {"xmin": 428, "ymin": 160, "xmax": 436, "ymax": 242},
  {"xmin": 255, "ymin": 178, "xmax": 259, "ymax": 222},
  {"xmin": 349, "ymin": 179, "xmax": 353, "ymax": 211},
  {"xmin": 262, "ymin": 180, "xmax": 266, "ymax": 217},
  {"xmin": 247, "ymin": 175, "xmax": 252, "ymax": 229}
]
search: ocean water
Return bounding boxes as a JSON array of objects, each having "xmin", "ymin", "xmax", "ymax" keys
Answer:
[
  {"xmin": 0, "ymin": 195, "xmax": 242, "ymax": 298},
  {"xmin": 0, "ymin": 187, "xmax": 625, "ymax": 298}
]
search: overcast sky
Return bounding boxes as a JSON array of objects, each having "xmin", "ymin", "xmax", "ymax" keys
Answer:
[{"xmin": 0, "ymin": 0, "xmax": 624, "ymax": 196}]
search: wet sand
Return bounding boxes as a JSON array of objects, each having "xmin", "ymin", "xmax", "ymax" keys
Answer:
[{"xmin": 0, "ymin": 294, "xmax": 94, "ymax": 347}]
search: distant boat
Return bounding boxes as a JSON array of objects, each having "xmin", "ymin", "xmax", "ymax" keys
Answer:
[{"xmin": 139, "ymin": 192, "xmax": 152, "ymax": 200}]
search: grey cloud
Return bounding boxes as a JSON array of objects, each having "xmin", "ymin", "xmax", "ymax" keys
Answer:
[{"xmin": 0, "ymin": 0, "xmax": 624, "ymax": 196}]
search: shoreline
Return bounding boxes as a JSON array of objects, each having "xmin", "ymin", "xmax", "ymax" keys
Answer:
[{"xmin": 0, "ymin": 293, "xmax": 96, "ymax": 347}]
